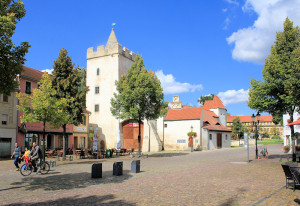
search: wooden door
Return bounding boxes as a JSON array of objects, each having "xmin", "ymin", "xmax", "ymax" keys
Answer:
[
  {"xmin": 122, "ymin": 120, "xmax": 143, "ymax": 150},
  {"xmin": 74, "ymin": 136, "xmax": 78, "ymax": 149},
  {"xmin": 217, "ymin": 133, "xmax": 222, "ymax": 148}
]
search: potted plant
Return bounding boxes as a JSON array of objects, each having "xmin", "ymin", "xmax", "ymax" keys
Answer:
[
  {"xmin": 187, "ymin": 132, "xmax": 197, "ymax": 137},
  {"xmin": 283, "ymin": 145, "xmax": 290, "ymax": 153}
]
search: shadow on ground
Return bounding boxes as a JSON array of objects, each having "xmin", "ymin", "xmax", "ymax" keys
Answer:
[
  {"xmin": 10, "ymin": 170, "xmax": 133, "ymax": 191},
  {"xmin": 4, "ymin": 194, "xmax": 136, "ymax": 206},
  {"xmin": 219, "ymin": 188, "xmax": 248, "ymax": 206},
  {"xmin": 148, "ymin": 153, "xmax": 188, "ymax": 158}
]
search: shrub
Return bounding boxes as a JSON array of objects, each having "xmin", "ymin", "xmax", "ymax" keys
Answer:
[
  {"xmin": 283, "ymin": 145, "xmax": 290, "ymax": 152},
  {"xmin": 272, "ymin": 135, "xmax": 281, "ymax": 139},
  {"xmin": 187, "ymin": 132, "xmax": 197, "ymax": 137}
]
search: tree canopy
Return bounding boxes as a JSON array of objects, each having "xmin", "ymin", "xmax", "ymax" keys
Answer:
[
  {"xmin": 248, "ymin": 17, "xmax": 300, "ymax": 136},
  {"xmin": 198, "ymin": 94, "xmax": 215, "ymax": 106},
  {"xmin": 111, "ymin": 54, "xmax": 168, "ymax": 155},
  {"xmin": 0, "ymin": 0, "xmax": 30, "ymax": 95}
]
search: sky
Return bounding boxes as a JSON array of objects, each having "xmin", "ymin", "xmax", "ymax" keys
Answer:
[{"xmin": 12, "ymin": 0, "xmax": 300, "ymax": 116}]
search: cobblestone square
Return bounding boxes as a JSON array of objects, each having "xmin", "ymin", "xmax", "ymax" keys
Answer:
[{"xmin": 0, "ymin": 145, "xmax": 299, "ymax": 205}]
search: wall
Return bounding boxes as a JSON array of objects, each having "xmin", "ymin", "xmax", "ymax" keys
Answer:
[
  {"xmin": 207, "ymin": 131, "xmax": 231, "ymax": 150},
  {"xmin": 283, "ymin": 111, "xmax": 300, "ymax": 146},
  {"xmin": 163, "ymin": 119, "xmax": 200, "ymax": 151}
]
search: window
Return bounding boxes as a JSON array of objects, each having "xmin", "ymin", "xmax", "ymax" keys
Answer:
[
  {"xmin": 95, "ymin": 87, "xmax": 99, "ymax": 94},
  {"xmin": 95, "ymin": 104, "xmax": 99, "ymax": 112},
  {"xmin": 97, "ymin": 68, "xmax": 99, "ymax": 76},
  {"xmin": 25, "ymin": 81, "xmax": 32, "ymax": 94},
  {"xmin": 2, "ymin": 114, "xmax": 8, "ymax": 125},
  {"xmin": 37, "ymin": 84, "xmax": 40, "ymax": 89},
  {"xmin": 226, "ymin": 135, "xmax": 228, "ymax": 140},
  {"xmin": 164, "ymin": 124, "xmax": 167, "ymax": 128},
  {"xmin": 209, "ymin": 134, "xmax": 212, "ymax": 140},
  {"xmin": 82, "ymin": 116, "xmax": 87, "ymax": 125},
  {"xmin": 2, "ymin": 94, "xmax": 8, "ymax": 102}
]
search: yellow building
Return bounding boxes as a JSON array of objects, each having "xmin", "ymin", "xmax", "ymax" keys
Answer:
[
  {"xmin": 72, "ymin": 111, "xmax": 90, "ymax": 149},
  {"xmin": 227, "ymin": 115, "xmax": 283, "ymax": 137}
]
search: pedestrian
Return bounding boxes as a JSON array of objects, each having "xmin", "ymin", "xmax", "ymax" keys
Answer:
[{"xmin": 11, "ymin": 143, "xmax": 21, "ymax": 171}]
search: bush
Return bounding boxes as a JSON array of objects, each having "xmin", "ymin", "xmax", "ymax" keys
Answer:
[
  {"xmin": 187, "ymin": 132, "xmax": 197, "ymax": 137},
  {"xmin": 272, "ymin": 135, "xmax": 281, "ymax": 139},
  {"xmin": 283, "ymin": 145, "xmax": 290, "ymax": 152}
]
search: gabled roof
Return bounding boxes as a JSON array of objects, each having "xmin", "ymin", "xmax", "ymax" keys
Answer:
[
  {"xmin": 227, "ymin": 115, "xmax": 273, "ymax": 123},
  {"xmin": 21, "ymin": 66, "xmax": 44, "ymax": 82},
  {"xmin": 203, "ymin": 96, "xmax": 226, "ymax": 110},
  {"xmin": 164, "ymin": 106, "xmax": 231, "ymax": 132}
]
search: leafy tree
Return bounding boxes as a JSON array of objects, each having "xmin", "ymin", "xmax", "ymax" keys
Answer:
[
  {"xmin": 16, "ymin": 73, "xmax": 69, "ymax": 162},
  {"xmin": 111, "ymin": 54, "xmax": 168, "ymax": 156},
  {"xmin": 78, "ymin": 67, "xmax": 87, "ymax": 108},
  {"xmin": 0, "ymin": 0, "xmax": 30, "ymax": 95},
  {"xmin": 52, "ymin": 48, "xmax": 88, "ymax": 158},
  {"xmin": 248, "ymin": 17, "xmax": 300, "ymax": 156},
  {"xmin": 231, "ymin": 117, "xmax": 243, "ymax": 140},
  {"xmin": 198, "ymin": 94, "xmax": 215, "ymax": 106},
  {"xmin": 272, "ymin": 113, "xmax": 283, "ymax": 125}
]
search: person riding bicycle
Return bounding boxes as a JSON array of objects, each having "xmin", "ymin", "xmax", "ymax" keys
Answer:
[
  {"xmin": 21, "ymin": 147, "xmax": 31, "ymax": 163},
  {"xmin": 29, "ymin": 142, "xmax": 42, "ymax": 172}
]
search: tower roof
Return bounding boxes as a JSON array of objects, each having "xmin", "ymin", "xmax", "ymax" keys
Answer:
[
  {"xmin": 106, "ymin": 28, "xmax": 118, "ymax": 47},
  {"xmin": 203, "ymin": 96, "xmax": 226, "ymax": 110}
]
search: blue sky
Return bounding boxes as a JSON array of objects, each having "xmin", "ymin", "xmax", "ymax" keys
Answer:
[{"xmin": 13, "ymin": 0, "xmax": 300, "ymax": 116}]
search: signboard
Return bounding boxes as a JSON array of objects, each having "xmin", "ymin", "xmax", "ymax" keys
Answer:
[
  {"xmin": 76, "ymin": 127, "xmax": 87, "ymax": 131},
  {"xmin": 93, "ymin": 125, "xmax": 98, "ymax": 151},
  {"xmin": 128, "ymin": 123, "xmax": 139, "ymax": 127}
]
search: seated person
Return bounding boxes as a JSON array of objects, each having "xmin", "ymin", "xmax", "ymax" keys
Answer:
[{"xmin": 21, "ymin": 147, "xmax": 31, "ymax": 162}]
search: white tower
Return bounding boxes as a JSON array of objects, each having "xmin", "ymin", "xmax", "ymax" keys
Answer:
[{"xmin": 86, "ymin": 29, "xmax": 136, "ymax": 149}]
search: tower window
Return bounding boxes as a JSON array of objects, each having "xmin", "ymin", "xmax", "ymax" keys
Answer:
[
  {"xmin": 95, "ymin": 104, "xmax": 99, "ymax": 112},
  {"xmin": 25, "ymin": 81, "xmax": 32, "ymax": 94},
  {"xmin": 95, "ymin": 87, "xmax": 99, "ymax": 94},
  {"xmin": 97, "ymin": 68, "xmax": 99, "ymax": 76},
  {"xmin": 2, "ymin": 94, "xmax": 8, "ymax": 102},
  {"xmin": 2, "ymin": 114, "xmax": 8, "ymax": 125},
  {"xmin": 209, "ymin": 134, "xmax": 212, "ymax": 140}
]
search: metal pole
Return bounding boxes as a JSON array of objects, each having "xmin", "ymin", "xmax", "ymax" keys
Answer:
[
  {"xmin": 255, "ymin": 124, "xmax": 258, "ymax": 159},
  {"xmin": 247, "ymin": 135, "xmax": 249, "ymax": 162}
]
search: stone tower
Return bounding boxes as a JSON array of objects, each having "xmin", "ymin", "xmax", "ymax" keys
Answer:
[{"xmin": 86, "ymin": 29, "xmax": 136, "ymax": 149}]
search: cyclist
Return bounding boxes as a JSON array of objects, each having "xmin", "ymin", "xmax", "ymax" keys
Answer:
[{"xmin": 29, "ymin": 142, "xmax": 42, "ymax": 173}]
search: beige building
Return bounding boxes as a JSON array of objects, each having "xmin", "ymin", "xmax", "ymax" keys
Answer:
[
  {"xmin": 86, "ymin": 29, "xmax": 136, "ymax": 149},
  {"xmin": 0, "ymin": 93, "xmax": 18, "ymax": 156},
  {"xmin": 72, "ymin": 111, "xmax": 90, "ymax": 149}
]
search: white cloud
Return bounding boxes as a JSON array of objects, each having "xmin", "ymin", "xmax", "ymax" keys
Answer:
[
  {"xmin": 42, "ymin": 69, "xmax": 53, "ymax": 74},
  {"xmin": 223, "ymin": 17, "xmax": 230, "ymax": 30},
  {"xmin": 225, "ymin": 0, "xmax": 239, "ymax": 6},
  {"xmin": 222, "ymin": 8, "xmax": 228, "ymax": 12},
  {"xmin": 155, "ymin": 70, "xmax": 203, "ymax": 94},
  {"xmin": 227, "ymin": 0, "xmax": 300, "ymax": 64},
  {"xmin": 217, "ymin": 89, "xmax": 249, "ymax": 105}
]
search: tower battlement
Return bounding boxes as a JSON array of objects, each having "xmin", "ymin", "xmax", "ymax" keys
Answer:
[{"xmin": 87, "ymin": 29, "xmax": 136, "ymax": 61}]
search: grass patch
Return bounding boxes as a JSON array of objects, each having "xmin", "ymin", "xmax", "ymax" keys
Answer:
[{"xmin": 258, "ymin": 139, "xmax": 283, "ymax": 145}]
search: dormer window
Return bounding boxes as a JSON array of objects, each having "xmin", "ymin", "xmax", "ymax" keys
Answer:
[{"xmin": 216, "ymin": 123, "xmax": 220, "ymax": 125}]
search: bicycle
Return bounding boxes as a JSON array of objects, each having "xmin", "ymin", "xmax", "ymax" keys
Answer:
[{"xmin": 20, "ymin": 159, "xmax": 50, "ymax": 176}]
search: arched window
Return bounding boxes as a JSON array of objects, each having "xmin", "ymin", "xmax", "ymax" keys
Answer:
[{"xmin": 97, "ymin": 68, "xmax": 99, "ymax": 76}]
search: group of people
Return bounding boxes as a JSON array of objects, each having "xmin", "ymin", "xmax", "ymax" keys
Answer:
[{"xmin": 11, "ymin": 142, "xmax": 42, "ymax": 172}]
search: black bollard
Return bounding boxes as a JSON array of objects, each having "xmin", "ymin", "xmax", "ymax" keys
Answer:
[
  {"xmin": 113, "ymin": 162, "xmax": 123, "ymax": 176},
  {"xmin": 91, "ymin": 163, "xmax": 102, "ymax": 178},
  {"xmin": 131, "ymin": 160, "xmax": 140, "ymax": 173}
]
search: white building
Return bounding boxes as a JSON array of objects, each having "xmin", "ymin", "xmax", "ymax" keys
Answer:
[{"xmin": 283, "ymin": 111, "xmax": 300, "ymax": 146}]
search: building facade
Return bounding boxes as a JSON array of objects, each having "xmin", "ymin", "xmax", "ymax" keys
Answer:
[
  {"xmin": 227, "ymin": 115, "xmax": 284, "ymax": 138},
  {"xmin": 0, "ymin": 93, "xmax": 18, "ymax": 156},
  {"xmin": 283, "ymin": 111, "xmax": 300, "ymax": 146},
  {"xmin": 86, "ymin": 29, "xmax": 137, "ymax": 150}
]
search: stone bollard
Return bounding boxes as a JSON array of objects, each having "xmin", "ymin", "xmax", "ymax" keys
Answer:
[
  {"xmin": 131, "ymin": 160, "xmax": 140, "ymax": 173},
  {"xmin": 113, "ymin": 162, "xmax": 123, "ymax": 176},
  {"xmin": 91, "ymin": 163, "xmax": 102, "ymax": 178}
]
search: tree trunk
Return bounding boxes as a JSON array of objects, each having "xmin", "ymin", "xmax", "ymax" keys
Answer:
[
  {"xmin": 138, "ymin": 119, "xmax": 141, "ymax": 156},
  {"xmin": 43, "ymin": 121, "xmax": 46, "ymax": 163},
  {"xmin": 288, "ymin": 111, "xmax": 296, "ymax": 161},
  {"xmin": 63, "ymin": 124, "xmax": 67, "ymax": 159}
]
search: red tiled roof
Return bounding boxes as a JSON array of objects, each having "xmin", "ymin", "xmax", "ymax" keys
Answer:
[
  {"xmin": 227, "ymin": 115, "xmax": 273, "ymax": 123},
  {"xmin": 203, "ymin": 96, "xmax": 226, "ymax": 110},
  {"xmin": 164, "ymin": 106, "xmax": 231, "ymax": 132},
  {"xmin": 21, "ymin": 66, "xmax": 44, "ymax": 81}
]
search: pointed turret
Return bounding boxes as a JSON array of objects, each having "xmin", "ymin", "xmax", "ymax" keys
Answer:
[{"xmin": 106, "ymin": 28, "xmax": 118, "ymax": 47}]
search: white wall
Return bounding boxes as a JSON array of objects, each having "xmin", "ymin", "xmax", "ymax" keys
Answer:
[
  {"xmin": 283, "ymin": 111, "xmax": 300, "ymax": 146},
  {"xmin": 207, "ymin": 131, "xmax": 231, "ymax": 150},
  {"xmin": 163, "ymin": 119, "xmax": 201, "ymax": 151}
]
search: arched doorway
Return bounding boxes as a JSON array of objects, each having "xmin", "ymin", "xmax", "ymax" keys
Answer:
[{"xmin": 122, "ymin": 120, "xmax": 143, "ymax": 150}]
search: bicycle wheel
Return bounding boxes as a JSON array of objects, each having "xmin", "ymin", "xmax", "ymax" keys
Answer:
[
  {"xmin": 39, "ymin": 161, "xmax": 50, "ymax": 175},
  {"xmin": 20, "ymin": 163, "xmax": 32, "ymax": 176}
]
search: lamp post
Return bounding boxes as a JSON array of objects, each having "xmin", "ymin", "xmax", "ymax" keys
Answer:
[{"xmin": 252, "ymin": 112, "xmax": 261, "ymax": 159}]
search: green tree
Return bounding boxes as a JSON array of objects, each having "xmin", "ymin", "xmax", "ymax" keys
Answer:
[
  {"xmin": 0, "ymin": 0, "xmax": 30, "ymax": 95},
  {"xmin": 17, "ymin": 73, "xmax": 69, "ymax": 162},
  {"xmin": 111, "ymin": 54, "xmax": 168, "ymax": 156},
  {"xmin": 231, "ymin": 117, "xmax": 243, "ymax": 140},
  {"xmin": 197, "ymin": 94, "xmax": 215, "ymax": 106},
  {"xmin": 248, "ymin": 17, "xmax": 300, "ymax": 155},
  {"xmin": 52, "ymin": 48, "xmax": 88, "ymax": 158},
  {"xmin": 78, "ymin": 67, "xmax": 87, "ymax": 108}
]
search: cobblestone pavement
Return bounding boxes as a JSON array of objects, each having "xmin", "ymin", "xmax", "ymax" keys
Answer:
[{"xmin": 0, "ymin": 145, "xmax": 299, "ymax": 206}]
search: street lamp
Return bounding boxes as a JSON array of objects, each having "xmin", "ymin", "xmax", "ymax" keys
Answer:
[{"xmin": 252, "ymin": 111, "xmax": 261, "ymax": 159}]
